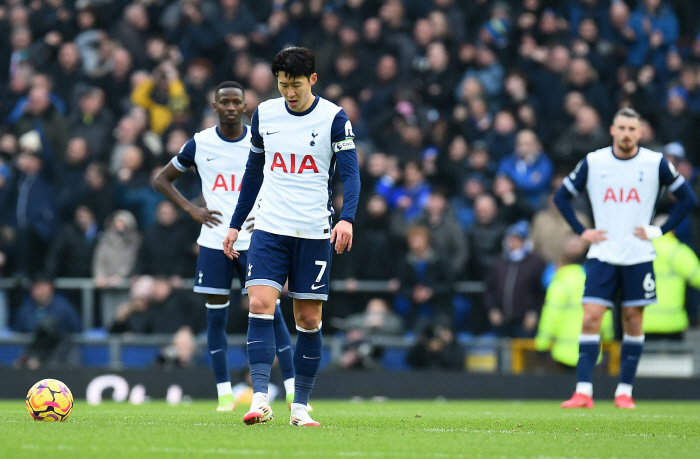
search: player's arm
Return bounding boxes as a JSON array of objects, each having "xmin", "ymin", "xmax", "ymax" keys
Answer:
[
  {"xmin": 153, "ymin": 139, "xmax": 223, "ymax": 228},
  {"xmin": 330, "ymin": 109, "xmax": 361, "ymax": 254},
  {"xmin": 224, "ymin": 109, "xmax": 265, "ymax": 259},
  {"xmin": 554, "ymin": 158, "xmax": 607, "ymax": 244},
  {"xmin": 635, "ymin": 158, "xmax": 698, "ymax": 240}
]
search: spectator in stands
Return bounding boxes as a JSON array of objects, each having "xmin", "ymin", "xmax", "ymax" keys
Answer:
[
  {"xmin": 657, "ymin": 87, "xmax": 696, "ymax": 156},
  {"xmin": 12, "ymin": 275, "xmax": 81, "ymax": 369},
  {"xmin": 69, "ymin": 87, "xmax": 115, "ymax": 162},
  {"xmin": 415, "ymin": 189, "xmax": 468, "ymax": 280},
  {"xmin": 111, "ymin": 3, "xmax": 151, "ymax": 71},
  {"xmin": 336, "ymin": 298, "xmax": 404, "ymax": 370},
  {"xmin": 625, "ymin": 0, "xmax": 680, "ymax": 72},
  {"xmin": 465, "ymin": 194, "xmax": 507, "ymax": 281},
  {"xmin": 11, "ymin": 81, "xmax": 69, "ymax": 160},
  {"xmin": 80, "ymin": 162, "xmax": 114, "ymax": 231},
  {"xmin": 154, "ymin": 326, "xmax": 201, "ymax": 369},
  {"xmin": 492, "ymin": 174, "xmax": 536, "ymax": 226},
  {"xmin": 10, "ymin": 130, "xmax": 57, "ymax": 278},
  {"xmin": 484, "ymin": 220, "xmax": 546, "ymax": 338},
  {"xmin": 49, "ymin": 42, "xmax": 88, "ymax": 115},
  {"xmin": 396, "ymin": 225, "xmax": 452, "ymax": 330},
  {"xmin": 109, "ymin": 275, "xmax": 154, "ymax": 334},
  {"xmin": 406, "ymin": 318, "xmax": 464, "ymax": 370},
  {"xmin": 94, "ymin": 47, "xmax": 133, "ymax": 120},
  {"xmin": 535, "ymin": 236, "xmax": 614, "ymax": 370},
  {"xmin": 376, "ymin": 160, "xmax": 431, "ymax": 230},
  {"xmin": 147, "ymin": 277, "xmax": 203, "ymax": 334},
  {"xmin": 44, "ymin": 205, "xmax": 98, "ymax": 279},
  {"xmin": 134, "ymin": 200, "xmax": 193, "ymax": 282},
  {"xmin": 552, "ymin": 104, "xmax": 610, "ymax": 171},
  {"xmin": 92, "ymin": 210, "xmax": 140, "ymax": 288},
  {"xmin": 130, "ymin": 61, "xmax": 189, "ymax": 135},
  {"xmin": 56, "ymin": 137, "xmax": 90, "ymax": 221},
  {"xmin": 497, "ymin": 129, "xmax": 553, "ymax": 207},
  {"xmin": 565, "ymin": 57, "xmax": 613, "ymax": 122},
  {"xmin": 485, "ymin": 110, "xmax": 518, "ymax": 162}
]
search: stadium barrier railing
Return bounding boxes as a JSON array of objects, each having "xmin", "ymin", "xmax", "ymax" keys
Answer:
[{"xmin": 1, "ymin": 278, "xmax": 699, "ymax": 376}]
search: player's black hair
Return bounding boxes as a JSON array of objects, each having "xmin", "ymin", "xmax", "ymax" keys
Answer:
[
  {"xmin": 270, "ymin": 47, "xmax": 316, "ymax": 80},
  {"xmin": 613, "ymin": 107, "xmax": 641, "ymax": 121},
  {"xmin": 214, "ymin": 81, "xmax": 244, "ymax": 100}
]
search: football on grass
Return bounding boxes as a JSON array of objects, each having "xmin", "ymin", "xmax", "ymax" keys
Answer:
[{"xmin": 26, "ymin": 379, "xmax": 73, "ymax": 422}]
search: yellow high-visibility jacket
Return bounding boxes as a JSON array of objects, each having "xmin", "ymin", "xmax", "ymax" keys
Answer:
[
  {"xmin": 535, "ymin": 264, "xmax": 613, "ymax": 367},
  {"xmin": 644, "ymin": 233, "xmax": 700, "ymax": 334}
]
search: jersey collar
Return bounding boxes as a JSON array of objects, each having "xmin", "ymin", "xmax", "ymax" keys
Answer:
[
  {"xmin": 285, "ymin": 94, "xmax": 320, "ymax": 117},
  {"xmin": 610, "ymin": 145, "xmax": 640, "ymax": 161},
  {"xmin": 216, "ymin": 125, "xmax": 247, "ymax": 143}
]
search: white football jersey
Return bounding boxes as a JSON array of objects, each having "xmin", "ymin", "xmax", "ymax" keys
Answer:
[
  {"xmin": 563, "ymin": 146, "xmax": 684, "ymax": 265},
  {"xmin": 173, "ymin": 125, "xmax": 255, "ymax": 251},
  {"xmin": 252, "ymin": 96, "xmax": 354, "ymax": 239}
]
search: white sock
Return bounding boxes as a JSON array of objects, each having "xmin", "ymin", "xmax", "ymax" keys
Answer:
[
  {"xmin": 291, "ymin": 402, "xmax": 308, "ymax": 413},
  {"xmin": 251, "ymin": 392, "xmax": 269, "ymax": 408},
  {"xmin": 615, "ymin": 383, "xmax": 633, "ymax": 398},
  {"xmin": 575, "ymin": 382, "xmax": 593, "ymax": 397},
  {"xmin": 216, "ymin": 382, "xmax": 233, "ymax": 397},
  {"xmin": 284, "ymin": 378, "xmax": 295, "ymax": 397}
]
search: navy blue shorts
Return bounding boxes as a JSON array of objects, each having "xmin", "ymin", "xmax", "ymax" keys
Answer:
[
  {"xmin": 245, "ymin": 230, "xmax": 332, "ymax": 301},
  {"xmin": 582, "ymin": 258, "xmax": 657, "ymax": 308},
  {"xmin": 193, "ymin": 246, "xmax": 248, "ymax": 295}
]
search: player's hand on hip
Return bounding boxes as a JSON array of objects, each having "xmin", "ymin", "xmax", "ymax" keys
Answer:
[
  {"xmin": 244, "ymin": 216, "xmax": 255, "ymax": 233},
  {"xmin": 330, "ymin": 220, "xmax": 353, "ymax": 254},
  {"xmin": 223, "ymin": 228, "xmax": 240, "ymax": 260},
  {"xmin": 580, "ymin": 229, "xmax": 607, "ymax": 244},
  {"xmin": 188, "ymin": 206, "xmax": 223, "ymax": 228},
  {"xmin": 634, "ymin": 225, "xmax": 663, "ymax": 240}
]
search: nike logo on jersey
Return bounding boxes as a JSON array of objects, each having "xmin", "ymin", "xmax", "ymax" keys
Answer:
[
  {"xmin": 278, "ymin": 345, "xmax": 291, "ymax": 352},
  {"xmin": 210, "ymin": 349, "xmax": 223, "ymax": 355},
  {"xmin": 206, "ymin": 156, "xmax": 218, "ymax": 161},
  {"xmin": 644, "ymin": 292, "xmax": 656, "ymax": 299},
  {"xmin": 266, "ymin": 131, "xmax": 280, "ymax": 135},
  {"xmin": 311, "ymin": 284, "xmax": 325, "ymax": 290},
  {"xmin": 302, "ymin": 355, "xmax": 321, "ymax": 359},
  {"xmin": 247, "ymin": 340, "xmax": 263, "ymax": 345}
]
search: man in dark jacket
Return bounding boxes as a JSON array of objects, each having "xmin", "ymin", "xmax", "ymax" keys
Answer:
[
  {"xmin": 396, "ymin": 225, "xmax": 452, "ymax": 330},
  {"xmin": 45, "ymin": 205, "xmax": 98, "ymax": 279},
  {"xmin": 484, "ymin": 220, "xmax": 547, "ymax": 338}
]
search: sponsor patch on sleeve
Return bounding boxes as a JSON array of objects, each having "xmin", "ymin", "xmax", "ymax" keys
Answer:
[{"xmin": 333, "ymin": 138, "xmax": 356, "ymax": 153}]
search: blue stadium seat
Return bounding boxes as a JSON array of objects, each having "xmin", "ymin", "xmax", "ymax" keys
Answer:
[
  {"xmin": 381, "ymin": 348, "xmax": 411, "ymax": 370},
  {"xmin": 0, "ymin": 344, "xmax": 23, "ymax": 365},
  {"xmin": 121, "ymin": 345, "xmax": 160, "ymax": 368},
  {"xmin": 80, "ymin": 344, "xmax": 110, "ymax": 367}
]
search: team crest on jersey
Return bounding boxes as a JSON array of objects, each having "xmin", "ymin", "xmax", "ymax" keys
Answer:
[{"xmin": 310, "ymin": 131, "xmax": 318, "ymax": 146}]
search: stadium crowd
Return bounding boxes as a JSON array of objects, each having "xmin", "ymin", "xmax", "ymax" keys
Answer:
[{"xmin": 2, "ymin": 0, "xmax": 700, "ymax": 369}]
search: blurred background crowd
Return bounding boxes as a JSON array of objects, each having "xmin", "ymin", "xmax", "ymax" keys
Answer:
[{"xmin": 2, "ymin": 0, "xmax": 700, "ymax": 370}]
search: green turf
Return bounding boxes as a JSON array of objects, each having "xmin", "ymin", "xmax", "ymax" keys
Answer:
[{"xmin": 1, "ymin": 399, "xmax": 699, "ymax": 458}]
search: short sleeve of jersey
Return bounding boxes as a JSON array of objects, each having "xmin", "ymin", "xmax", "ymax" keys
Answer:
[
  {"xmin": 659, "ymin": 157, "xmax": 685, "ymax": 192},
  {"xmin": 250, "ymin": 109, "xmax": 264, "ymax": 153},
  {"xmin": 330, "ymin": 109, "xmax": 356, "ymax": 153},
  {"xmin": 562, "ymin": 158, "xmax": 588, "ymax": 196},
  {"xmin": 173, "ymin": 138, "xmax": 196, "ymax": 171}
]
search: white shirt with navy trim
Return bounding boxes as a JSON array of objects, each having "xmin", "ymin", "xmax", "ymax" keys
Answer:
[
  {"xmin": 250, "ymin": 96, "xmax": 356, "ymax": 239},
  {"xmin": 563, "ymin": 146, "xmax": 684, "ymax": 265},
  {"xmin": 172, "ymin": 125, "xmax": 255, "ymax": 251}
]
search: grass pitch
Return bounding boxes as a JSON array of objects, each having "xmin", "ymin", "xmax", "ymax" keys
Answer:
[{"xmin": 1, "ymin": 399, "xmax": 699, "ymax": 458}]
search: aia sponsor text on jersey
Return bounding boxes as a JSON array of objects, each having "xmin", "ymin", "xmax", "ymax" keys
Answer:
[
  {"xmin": 270, "ymin": 152, "xmax": 319, "ymax": 173},
  {"xmin": 604, "ymin": 188, "xmax": 641, "ymax": 203}
]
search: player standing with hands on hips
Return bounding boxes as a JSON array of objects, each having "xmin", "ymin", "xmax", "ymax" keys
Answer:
[
  {"xmin": 554, "ymin": 107, "xmax": 697, "ymax": 409},
  {"xmin": 223, "ymin": 47, "xmax": 360, "ymax": 426},
  {"xmin": 154, "ymin": 82, "xmax": 297, "ymax": 412}
]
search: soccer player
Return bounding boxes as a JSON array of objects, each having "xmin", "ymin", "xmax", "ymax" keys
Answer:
[
  {"xmin": 554, "ymin": 107, "xmax": 697, "ymax": 409},
  {"xmin": 223, "ymin": 47, "xmax": 360, "ymax": 426},
  {"xmin": 154, "ymin": 81, "xmax": 297, "ymax": 412}
]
